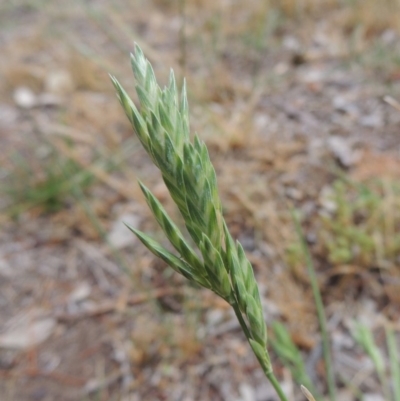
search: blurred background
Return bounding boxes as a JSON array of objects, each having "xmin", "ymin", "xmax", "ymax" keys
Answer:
[{"xmin": 1, "ymin": 0, "xmax": 400, "ymax": 400}]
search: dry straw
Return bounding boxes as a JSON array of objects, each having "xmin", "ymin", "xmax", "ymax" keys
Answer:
[{"xmin": 110, "ymin": 45, "xmax": 290, "ymax": 401}]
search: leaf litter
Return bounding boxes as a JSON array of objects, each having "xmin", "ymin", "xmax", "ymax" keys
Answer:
[{"xmin": 0, "ymin": 1, "xmax": 400, "ymax": 400}]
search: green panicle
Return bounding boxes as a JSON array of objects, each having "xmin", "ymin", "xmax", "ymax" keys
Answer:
[
  {"xmin": 246, "ymin": 296, "xmax": 267, "ymax": 346},
  {"xmin": 249, "ymin": 339, "xmax": 272, "ymax": 374},
  {"xmin": 138, "ymin": 182, "xmax": 204, "ymax": 272},
  {"xmin": 125, "ymin": 223, "xmax": 210, "ymax": 289},
  {"xmin": 200, "ymin": 234, "xmax": 231, "ymax": 299},
  {"xmin": 112, "ymin": 45, "xmax": 285, "ymax": 401}
]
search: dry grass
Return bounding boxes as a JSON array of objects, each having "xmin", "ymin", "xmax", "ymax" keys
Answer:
[
  {"xmin": 1, "ymin": 0, "xmax": 400, "ymax": 400},
  {"xmin": 342, "ymin": 0, "xmax": 400, "ymax": 34}
]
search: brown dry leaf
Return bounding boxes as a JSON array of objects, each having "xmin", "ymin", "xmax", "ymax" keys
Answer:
[
  {"xmin": 66, "ymin": 91, "xmax": 124, "ymax": 137},
  {"xmin": 3, "ymin": 65, "xmax": 45, "ymax": 93},
  {"xmin": 130, "ymin": 315, "xmax": 168, "ymax": 365},
  {"xmin": 50, "ymin": 204, "xmax": 101, "ymax": 241},
  {"xmin": 175, "ymin": 327, "xmax": 202, "ymax": 359},
  {"xmin": 269, "ymin": 269, "xmax": 317, "ymax": 349},
  {"xmin": 382, "ymin": 269, "xmax": 400, "ymax": 305},
  {"xmin": 342, "ymin": 0, "xmax": 400, "ymax": 35},
  {"xmin": 384, "ymin": 283, "xmax": 400, "ymax": 304},
  {"xmin": 352, "ymin": 149, "xmax": 400, "ymax": 181},
  {"xmin": 69, "ymin": 50, "xmax": 109, "ymax": 92}
]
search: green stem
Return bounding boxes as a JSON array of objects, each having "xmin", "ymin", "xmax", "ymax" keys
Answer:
[
  {"xmin": 292, "ymin": 210, "xmax": 336, "ymax": 401},
  {"xmin": 266, "ymin": 371, "xmax": 289, "ymax": 401},
  {"xmin": 231, "ymin": 299, "xmax": 289, "ymax": 401},
  {"xmin": 231, "ymin": 298, "xmax": 252, "ymax": 341}
]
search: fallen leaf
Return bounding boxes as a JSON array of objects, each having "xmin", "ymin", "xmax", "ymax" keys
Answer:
[{"xmin": 0, "ymin": 313, "xmax": 56, "ymax": 350}]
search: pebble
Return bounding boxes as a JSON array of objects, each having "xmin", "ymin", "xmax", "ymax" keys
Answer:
[{"xmin": 13, "ymin": 86, "xmax": 36, "ymax": 109}]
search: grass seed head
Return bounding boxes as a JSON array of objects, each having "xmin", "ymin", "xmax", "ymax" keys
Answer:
[{"xmin": 113, "ymin": 43, "xmax": 271, "ymax": 380}]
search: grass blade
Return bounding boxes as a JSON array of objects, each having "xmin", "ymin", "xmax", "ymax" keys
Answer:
[
  {"xmin": 271, "ymin": 322, "xmax": 320, "ymax": 400},
  {"xmin": 292, "ymin": 209, "xmax": 336, "ymax": 401},
  {"xmin": 386, "ymin": 325, "xmax": 400, "ymax": 401}
]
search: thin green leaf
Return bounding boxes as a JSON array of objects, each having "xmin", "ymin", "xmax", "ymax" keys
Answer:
[
  {"xmin": 386, "ymin": 325, "xmax": 400, "ymax": 401},
  {"xmin": 138, "ymin": 181, "xmax": 204, "ymax": 272},
  {"xmin": 125, "ymin": 223, "xmax": 210, "ymax": 288},
  {"xmin": 249, "ymin": 339, "xmax": 272, "ymax": 374}
]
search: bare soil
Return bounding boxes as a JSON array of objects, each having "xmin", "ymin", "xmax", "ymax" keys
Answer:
[{"xmin": 1, "ymin": 1, "xmax": 400, "ymax": 400}]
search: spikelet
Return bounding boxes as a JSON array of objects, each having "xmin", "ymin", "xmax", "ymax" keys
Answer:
[{"xmin": 111, "ymin": 44, "xmax": 271, "ymax": 372}]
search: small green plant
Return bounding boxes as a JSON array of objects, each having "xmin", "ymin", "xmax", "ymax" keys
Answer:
[
  {"xmin": 353, "ymin": 323, "xmax": 400, "ymax": 401},
  {"xmin": 271, "ymin": 321, "xmax": 321, "ymax": 399},
  {"xmin": 322, "ymin": 178, "xmax": 400, "ymax": 268},
  {"xmin": 286, "ymin": 177, "xmax": 400, "ymax": 271},
  {"xmin": 3, "ymin": 148, "xmax": 94, "ymax": 217},
  {"xmin": 293, "ymin": 211, "xmax": 336, "ymax": 401},
  {"xmin": 111, "ymin": 45, "xmax": 291, "ymax": 401}
]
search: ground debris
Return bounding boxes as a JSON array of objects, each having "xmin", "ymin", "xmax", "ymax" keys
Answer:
[
  {"xmin": 1, "ymin": 1, "xmax": 400, "ymax": 400},
  {"xmin": 0, "ymin": 309, "xmax": 56, "ymax": 350}
]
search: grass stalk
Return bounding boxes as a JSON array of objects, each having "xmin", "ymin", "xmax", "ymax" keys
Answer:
[
  {"xmin": 266, "ymin": 371, "xmax": 289, "ymax": 401},
  {"xmin": 270, "ymin": 322, "xmax": 320, "ymax": 399},
  {"xmin": 292, "ymin": 210, "xmax": 336, "ymax": 401},
  {"xmin": 354, "ymin": 323, "xmax": 391, "ymax": 401},
  {"xmin": 386, "ymin": 325, "xmax": 400, "ymax": 401},
  {"xmin": 111, "ymin": 45, "xmax": 290, "ymax": 401},
  {"xmin": 231, "ymin": 300, "xmax": 289, "ymax": 401}
]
